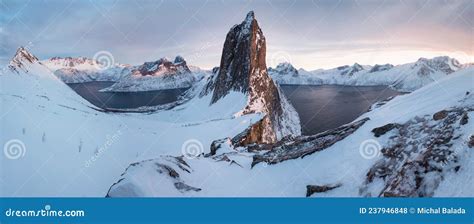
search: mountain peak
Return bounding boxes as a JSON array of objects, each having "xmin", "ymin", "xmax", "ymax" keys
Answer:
[
  {"xmin": 414, "ymin": 56, "xmax": 461, "ymax": 75},
  {"xmin": 210, "ymin": 11, "xmax": 265, "ymax": 102},
  {"xmin": 245, "ymin": 11, "xmax": 255, "ymax": 22},
  {"xmin": 207, "ymin": 12, "xmax": 301, "ymax": 144},
  {"xmin": 134, "ymin": 56, "xmax": 190, "ymax": 76},
  {"xmin": 9, "ymin": 46, "xmax": 39, "ymax": 73},
  {"xmin": 11, "ymin": 47, "xmax": 38, "ymax": 63},
  {"xmin": 173, "ymin": 55, "xmax": 186, "ymax": 65},
  {"xmin": 269, "ymin": 62, "xmax": 298, "ymax": 76},
  {"xmin": 369, "ymin": 63, "xmax": 394, "ymax": 73}
]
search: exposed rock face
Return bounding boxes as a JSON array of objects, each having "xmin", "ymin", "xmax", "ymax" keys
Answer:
[
  {"xmin": 369, "ymin": 64, "xmax": 394, "ymax": 73},
  {"xmin": 8, "ymin": 47, "xmax": 39, "ymax": 73},
  {"xmin": 206, "ymin": 11, "xmax": 301, "ymax": 144},
  {"xmin": 469, "ymin": 135, "xmax": 474, "ymax": 148},
  {"xmin": 433, "ymin": 110, "xmax": 448, "ymax": 120},
  {"xmin": 134, "ymin": 56, "xmax": 191, "ymax": 77},
  {"xmin": 101, "ymin": 56, "xmax": 197, "ymax": 92},
  {"xmin": 340, "ymin": 63, "xmax": 364, "ymax": 76},
  {"xmin": 250, "ymin": 118, "xmax": 369, "ymax": 167},
  {"xmin": 372, "ymin": 123, "xmax": 400, "ymax": 137},
  {"xmin": 360, "ymin": 108, "xmax": 472, "ymax": 197},
  {"xmin": 306, "ymin": 184, "xmax": 342, "ymax": 197}
]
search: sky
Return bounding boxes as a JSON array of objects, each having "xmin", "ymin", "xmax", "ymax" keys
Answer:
[{"xmin": 1, "ymin": 0, "xmax": 473, "ymax": 70}]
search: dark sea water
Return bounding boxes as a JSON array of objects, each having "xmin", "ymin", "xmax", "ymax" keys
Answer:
[
  {"xmin": 68, "ymin": 81, "xmax": 187, "ymax": 109},
  {"xmin": 69, "ymin": 82, "xmax": 400, "ymax": 135},
  {"xmin": 281, "ymin": 85, "xmax": 401, "ymax": 135}
]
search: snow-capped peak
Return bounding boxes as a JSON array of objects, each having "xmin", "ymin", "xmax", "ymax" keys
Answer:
[
  {"xmin": 134, "ymin": 56, "xmax": 191, "ymax": 77},
  {"xmin": 244, "ymin": 11, "xmax": 255, "ymax": 25},
  {"xmin": 413, "ymin": 56, "xmax": 462, "ymax": 75},
  {"xmin": 100, "ymin": 55, "xmax": 197, "ymax": 92},
  {"xmin": 8, "ymin": 47, "xmax": 39, "ymax": 72},
  {"xmin": 174, "ymin": 55, "xmax": 186, "ymax": 65},
  {"xmin": 340, "ymin": 63, "xmax": 364, "ymax": 76},
  {"xmin": 268, "ymin": 62, "xmax": 298, "ymax": 76},
  {"xmin": 369, "ymin": 63, "xmax": 394, "ymax": 73},
  {"xmin": 44, "ymin": 56, "xmax": 96, "ymax": 70}
]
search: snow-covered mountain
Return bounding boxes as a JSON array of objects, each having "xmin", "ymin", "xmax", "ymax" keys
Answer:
[
  {"xmin": 2, "ymin": 11, "xmax": 472, "ymax": 198},
  {"xmin": 101, "ymin": 56, "xmax": 201, "ymax": 92},
  {"xmin": 6, "ymin": 48, "xmax": 99, "ymax": 109},
  {"xmin": 107, "ymin": 64, "xmax": 474, "ymax": 197},
  {"xmin": 42, "ymin": 56, "xmax": 206, "ymax": 91},
  {"xmin": 1, "ymin": 12, "xmax": 301, "ymax": 196},
  {"xmin": 42, "ymin": 56, "xmax": 130, "ymax": 83},
  {"xmin": 1, "ymin": 47, "xmax": 261, "ymax": 196},
  {"xmin": 270, "ymin": 56, "xmax": 466, "ymax": 92},
  {"xmin": 267, "ymin": 62, "xmax": 324, "ymax": 85}
]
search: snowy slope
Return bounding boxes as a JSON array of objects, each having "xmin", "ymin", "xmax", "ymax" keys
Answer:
[
  {"xmin": 108, "ymin": 67, "xmax": 473, "ymax": 197},
  {"xmin": 270, "ymin": 56, "xmax": 465, "ymax": 92},
  {"xmin": 1, "ymin": 48, "xmax": 261, "ymax": 196}
]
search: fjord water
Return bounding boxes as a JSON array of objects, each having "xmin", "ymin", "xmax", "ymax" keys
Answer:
[
  {"xmin": 68, "ymin": 81, "xmax": 188, "ymax": 109},
  {"xmin": 281, "ymin": 85, "xmax": 401, "ymax": 135},
  {"xmin": 69, "ymin": 82, "xmax": 400, "ymax": 135}
]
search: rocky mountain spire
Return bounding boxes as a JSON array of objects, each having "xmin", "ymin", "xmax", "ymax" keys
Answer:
[
  {"xmin": 8, "ymin": 47, "xmax": 39, "ymax": 73},
  {"xmin": 210, "ymin": 11, "xmax": 260, "ymax": 102},
  {"xmin": 208, "ymin": 11, "xmax": 301, "ymax": 144}
]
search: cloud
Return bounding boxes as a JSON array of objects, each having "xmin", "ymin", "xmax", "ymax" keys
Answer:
[{"xmin": 1, "ymin": 0, "xmax": 472, "ymax": 68}]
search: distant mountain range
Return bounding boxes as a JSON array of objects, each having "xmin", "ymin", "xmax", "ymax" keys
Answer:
[
  {"xmin": 41, "ymin": 56, "xmax": 205, "ymax": 92},
  {"xmin": 269, "ymin": 56, "xmax": 468, "ymax": 92},
  {"xmin": 40, "ymin": 52, "xmax": 470, "ymax": 93}
]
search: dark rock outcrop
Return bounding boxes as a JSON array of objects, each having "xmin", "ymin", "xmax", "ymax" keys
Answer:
[
  {"xmin": 469, "ymin": 135, "xmax": 474, "ymax": 148},
  {"xmin": 369, "ymin": 64, "xmax": 394, "ymax": 73},
  {"xmin": 251, "ymin": 118, "xmax": 369, "ymax": 167},
  {"xmin": 372, "ymin": 123, "xmax": 400, "ymax": 137},
  {"xmin": 204, "ymin": 11, "xmax": 301, "ymax": 144},
  {"xmin": 433, "ymin": 110, "xmax": 448, "ymax": 120},
  {"xmin": 340, "ymin": 63, "xmax": 364, "ymax": 76},
  {"xmin": 306, "ymin": 184, "xmax": 342, "ymax": 197},
  {"xmin": 361, "ymin": 108, "xmax": 470, "ymax": 197},
  {"xmin": 460, "ymin": 112, "xmax": 468, "ymax": 125}
]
